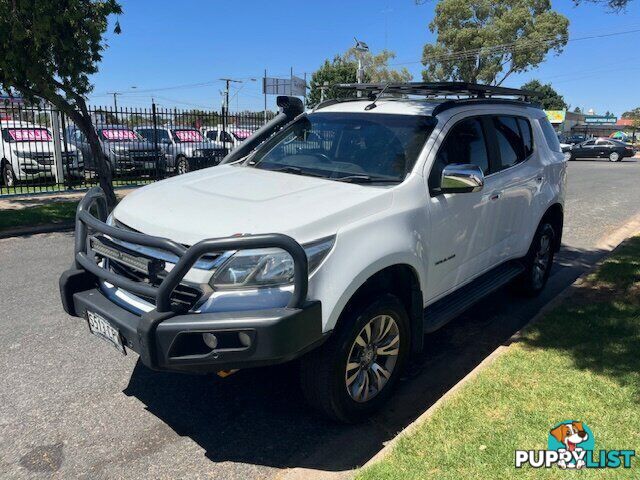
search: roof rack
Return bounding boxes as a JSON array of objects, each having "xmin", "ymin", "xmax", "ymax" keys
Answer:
[{"xmin": 335, "ymin": 82, "xmax": 538, "ymax": 102}]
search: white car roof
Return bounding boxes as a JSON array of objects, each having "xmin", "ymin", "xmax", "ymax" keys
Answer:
[
  {"xmin": 312, "ymin": 97, "xmax": 542, "ymax": 118},
  {"xmin": 314, "ymin": 98, "xmax": 444, "ymax": 116}
]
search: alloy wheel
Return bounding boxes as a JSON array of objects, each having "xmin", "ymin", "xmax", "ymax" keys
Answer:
[
  {"xmin": 177, "ymin": 158, "xmax": 189, "ymax": 175},
  {"xmin": 532, "ymin": 233, "xmax": 552, "ymax": 290},
  {"xmin": 609, "ymin": 152, "xmax": 620, "ymax": 162},
  {"xmin": 3, "ymin": 166, "xmax": 15, "ymax": 187},
  {"xmin": 345, "ymin": 314, "xmax": 400, "ymax": 403}
]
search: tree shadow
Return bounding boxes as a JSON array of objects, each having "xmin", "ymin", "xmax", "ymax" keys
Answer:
[
  {"xmin": 520, "ymin": 237, "xmax": 640, "ymax": 396},
  {"xmin": 122, "ymin": 243, "xmax": 614, "ymax": 472}
]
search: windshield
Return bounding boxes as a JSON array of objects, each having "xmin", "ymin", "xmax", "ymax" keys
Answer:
[
  {"xmin": 249, "ymin": 112, "xmax": 434, "ymax": 183},
  {"xmin": 172, "ymin": 129, "xmax": 204, "ymax": 142},
  {"xmin": 100, "ymin": 129, "xmax": 139, "ymax": 141},
  {"xmin": 231, "ymin": 129, "xmax": 252, "ymax": 141},
  {"xmin": 2, "ymin": 128, "xmax": 52, "ymax": 142}
]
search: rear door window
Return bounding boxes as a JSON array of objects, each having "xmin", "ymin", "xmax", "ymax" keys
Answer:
[
  {"xmin": 492, "ymin": 116, "xmax": 525, "ymax": 170},
  {"xmin": 517, "ymin": 118, "xmax": 534, "ymax": 157},
  {"xmin": 538, "ymin": 117, "xmax": 562, "ymax": 153}
]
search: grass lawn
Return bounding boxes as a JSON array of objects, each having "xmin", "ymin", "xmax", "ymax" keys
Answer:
[
  {"xmin": 359, "ymin": 237, "xmax": 640, "ymax": 479},
  {"xmin": 0, "ymin": 200, "xmax": 78, "ymax": 232}
]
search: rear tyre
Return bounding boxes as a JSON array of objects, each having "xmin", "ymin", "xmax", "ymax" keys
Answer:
[
  {"xmin": 299, "ymin": 294, "xmax": 410, "ymax": 423},
  {"xmin": 609, "ymin": 151, "xmax": 620, "ymax": 162},
  {"xmin": 176, "ymin": 156, "xmax": 190, "ymax": 175},
  {"xmin": 517, "ymin": 222, "xmax": 556, "ymax": 297},
  {"xmin": 2, "ymin": 162, "xmax": 17, "ymax": 188}
]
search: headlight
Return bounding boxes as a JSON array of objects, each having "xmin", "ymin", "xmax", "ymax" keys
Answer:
[{"xmin": 210, "ymin": 236, "xmax": 335, "ymax": 289}]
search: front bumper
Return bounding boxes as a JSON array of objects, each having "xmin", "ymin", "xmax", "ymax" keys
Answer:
[
  {"xmin": 61, "ymin": 271, "xmax": 322, "ymax": 373},
  {"xmin": 60, "ymin": 187, "xmax": 322, "ymax": 373}
]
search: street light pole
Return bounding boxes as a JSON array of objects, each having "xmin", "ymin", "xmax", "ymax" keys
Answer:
[{"xmin": 353, "ymin": 37, "xmax": 370, "ymax": 98}]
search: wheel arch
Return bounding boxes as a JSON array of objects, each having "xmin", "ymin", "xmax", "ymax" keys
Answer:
[
  {"xmin": 540, "ymin": 202, "xmax": 564, "ymax": 252},
  {"xmin": 332, "ymin": 263, "xmax": 424, "ymax": 356}
]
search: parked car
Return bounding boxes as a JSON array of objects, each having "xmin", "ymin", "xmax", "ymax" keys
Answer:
[
  {"xmin": 558, "ymin": 133, "xmax": 586, "ymax": 146},
  {"xmin": 65, "ymin": 125, "xmax": 165, "ymax": 175},
  {"xmin": 567, "ymin": 137, "xmax": 635, "ymax": 162},
  {"xmin": 1, "ymin": 120, "xmax": 83, "ymax": 187},
  {"xmin": 60, "ymin": 84, "xmax": 566, "ymax": 422},
  {"xmin": 134, "ymin": 126, "xmax": 227, "ymax": 175},
  {"xmin": 202, "ymin": 124, "xmax": 254, "ymax": 150}
]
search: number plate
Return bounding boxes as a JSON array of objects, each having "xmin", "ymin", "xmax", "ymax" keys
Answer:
[{"xmin": 87, "ymin": 311, "xmax": 126, "ymax": 355}]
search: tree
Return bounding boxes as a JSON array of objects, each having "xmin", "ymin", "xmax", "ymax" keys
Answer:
[
  {"xmin": 0, "ymin": 0, "xmax": 122, "ymax": 206},
  {"xmin": 342, "ymin": 48, "xmax": 413, "ymax": 84},
  {"xmin": 422, "ymin": 0, "xmax": 569, "ymax": 85},
  {"xmin": 307, "ymin": 56, "xmax": 358, "ymax": 107},
  {"xmin": 622, "ymin": 107, "xmax": 640, "ymax": 119},
  {"xmin": 573, "ymin": 0, "xmax": 632, "ymax": 11},
  {"xmin": 573, "ymin": 106, "xmax": 582, "ymax": 113},
  {"xmin": 520, "ymin": 79, "xmax": 567, "ymax": 110},
  {"xmin": 307, "ymin": 49, "xmax": 413, "ymax": 107}
]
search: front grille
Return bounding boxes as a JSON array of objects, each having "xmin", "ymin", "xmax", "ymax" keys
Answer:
[
  {"xmin": 109, "ymin": 258, "xmax": 204, "ymax": 311},
  {"xmin": 31, "ymin": 153, "xmax": 54, "ymax": 165}
]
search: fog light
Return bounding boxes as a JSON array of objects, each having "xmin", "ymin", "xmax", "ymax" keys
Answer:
[
  {"xmin": 238, "ymin": 332, "xmax": 251, "ymax": 347},
  {"xmin": 202, "ymin": 332, "xmax": 218, "ymax": 349}
]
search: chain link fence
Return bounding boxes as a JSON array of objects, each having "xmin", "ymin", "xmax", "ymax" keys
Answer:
[{"xmin": 0, "ymin": 102, "xmax": 271, "ymax": 196}]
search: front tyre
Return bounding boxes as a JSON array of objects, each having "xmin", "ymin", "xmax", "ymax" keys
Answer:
[
  {"xmin": 176, "ymin": 156, "xmax": 190, "ymax": 175},
  {"xmin": 517, "ymin": 222, "xmax": 556, "ymax": 297},
  {"xmin": 2, "ymin": 162, "xmax": 17, "ymax": 187},
  {"xmin": 299, "ymin": 294, "xmax": 410, "ymax": 423}
]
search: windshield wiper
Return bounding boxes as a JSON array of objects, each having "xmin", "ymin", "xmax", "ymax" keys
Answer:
[
  {"xmin": 269, "ymin": 166, "xmax": 326, "ymax": 178},
  {"xmin": 333, "ymin": 174, "xmax": 400, "ymax": 184}
]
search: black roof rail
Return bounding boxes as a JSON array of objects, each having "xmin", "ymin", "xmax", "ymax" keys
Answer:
[
  {"xmin": 431, "ymin": 98, "xmax": 541, "ymax": 116},
  {"xmin": 335, "ymin": 82, "xmax": 538, "ymax": 102}
]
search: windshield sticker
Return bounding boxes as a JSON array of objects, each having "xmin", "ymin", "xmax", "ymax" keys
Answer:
[
  {"xmin": 8, "ymin": 128, "xmax": 52, "ymax": 142},
  {"xmin": 174, "ymin": 130, "xmax": 203, "ymax": 142},
  {"xmin": 233, "ymin": 129, "xmax": 252, "ymax": 140},
  {"xmin": 102, "ymin": 129, "xmax": 138, "ymax": 140}
]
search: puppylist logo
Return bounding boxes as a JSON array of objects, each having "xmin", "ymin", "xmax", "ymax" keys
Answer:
[{"xmin": 515, "ymin": 421, "xmax": 635, "ymax": 470}]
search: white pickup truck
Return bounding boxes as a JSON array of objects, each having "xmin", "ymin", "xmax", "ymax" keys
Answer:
[{"xmin": 60, "ymin": 83, "xmax": 566, "ymax": 422}]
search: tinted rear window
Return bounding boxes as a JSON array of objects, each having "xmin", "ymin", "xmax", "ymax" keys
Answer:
[
  {"xmin": 493, "ymin": 116, "xmax": 524, "ymax": 170},
  {"xmin": 539, "ymin": 117, "xmax": 561, "ymax": 153}
]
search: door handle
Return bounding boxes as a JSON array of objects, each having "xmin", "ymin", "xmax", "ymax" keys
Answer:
[
  {"xmin": 490, "ymin": 191, "xmax": 502, "ymax": 201},
  {"xmin": 536, "ymin": 176, "xmax": 544, "ymax": 184}
]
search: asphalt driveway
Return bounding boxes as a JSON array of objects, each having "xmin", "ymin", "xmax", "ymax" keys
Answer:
[{"xmin": 1, "ymin": 158, "xmax": 640, "ymax": 479}]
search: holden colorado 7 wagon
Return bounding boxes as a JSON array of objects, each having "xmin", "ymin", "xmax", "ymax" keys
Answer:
[{"xmin": 60, "ymin": 82, "xmax": 566, "ymax": 422}]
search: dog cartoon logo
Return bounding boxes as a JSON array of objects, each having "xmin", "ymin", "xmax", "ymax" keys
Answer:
[
  {"xmin": 548, "ymin": 421, "xmax": 593, "ymax": 469},
  {"xmin": 516, "ymin": 420, "xmax": 634, "ymax": 469}
]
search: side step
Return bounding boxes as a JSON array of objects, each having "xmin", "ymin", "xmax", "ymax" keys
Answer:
[{"xmin": 423, "ymin": 261, "xmax": 525, "ymax": 333}]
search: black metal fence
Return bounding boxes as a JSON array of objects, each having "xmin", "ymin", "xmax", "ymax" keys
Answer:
[{"xmin": 0, "ymin": 102, "xmax": 271, "ymax": 196}]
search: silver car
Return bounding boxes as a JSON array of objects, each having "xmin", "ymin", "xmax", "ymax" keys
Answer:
[{"xmin": 135, "ymin": 126, "xmax": 227, "ymax": 175}]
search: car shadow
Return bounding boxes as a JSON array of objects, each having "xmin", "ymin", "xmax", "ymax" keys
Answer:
[{"xmin": 123, "ymin": 244, "xmax": 609, "ymax": 472}]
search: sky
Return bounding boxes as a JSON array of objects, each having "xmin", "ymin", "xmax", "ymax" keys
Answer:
[{"xmin": 88, "ymin": 0, "xmax": 640, "ymax": 116}]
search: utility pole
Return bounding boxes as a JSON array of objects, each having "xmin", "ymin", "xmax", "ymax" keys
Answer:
[
  {"xmin": 220, "ymin": 78, "xmax": 242, "ymax": 137},
  {"xmin": 263, "ymin": 69, "xmax": 268, "ymax": 125},
  {"xmin": 106, "ymin": 86, "xmax": 136, "ymax": 121},
  {"xmin": 107, "ymin": 92, "xmax": 119, "ymax": 111},
  {"xmin": 320, "ymin": 81, "xmax": 329, "ymax": 103}
]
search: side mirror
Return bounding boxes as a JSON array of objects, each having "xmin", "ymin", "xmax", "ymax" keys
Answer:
[{"xmin": 440, "ymin": 164, "xmax": 484, "ymax": 194}]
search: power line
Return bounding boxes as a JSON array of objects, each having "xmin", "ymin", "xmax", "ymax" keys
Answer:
[{"xmin": 390, "ymin": 26, "xmax": 640, "ymax": 67}]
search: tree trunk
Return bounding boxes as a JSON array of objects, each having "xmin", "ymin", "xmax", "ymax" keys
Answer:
[
  {"xmin": 59, "ymin": 100, "xmax": 117, "ymax": 208},
  {"xmin": 76, "ymin": 113, "xmax": 117, "ymax": 208}
]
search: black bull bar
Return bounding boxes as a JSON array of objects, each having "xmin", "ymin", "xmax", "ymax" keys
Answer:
[{"xmin": 68, "ymin": 186, "xmax": 309, "ymax": 313}]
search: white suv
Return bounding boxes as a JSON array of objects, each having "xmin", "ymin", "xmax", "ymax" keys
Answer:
[{"xmin": 60, "ymin": 83, "xmax": 566, "ymax": 422}]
